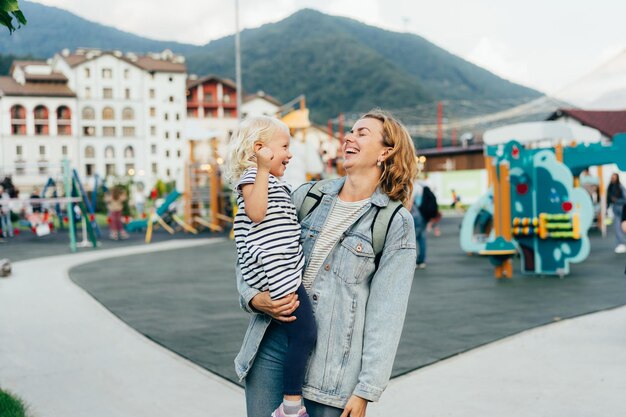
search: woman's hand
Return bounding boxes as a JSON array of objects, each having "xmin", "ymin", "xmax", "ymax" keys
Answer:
[
  {"xmin": 340, "ymin": 395, "xmax": 368, "ymax": 417},
  {"xmin": 250, "ymin": 291, "xmax": 299, "ymax": 322}
]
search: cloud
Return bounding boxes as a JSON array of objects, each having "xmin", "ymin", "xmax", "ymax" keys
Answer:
[{"xmin": 466, "ymin": 37, "xmax": 534, "ymax": 89}]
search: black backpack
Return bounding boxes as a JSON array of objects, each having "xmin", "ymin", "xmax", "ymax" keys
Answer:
[{"xmin": 418, "ymin": 186, "xmax": 438, "ymax": 222}]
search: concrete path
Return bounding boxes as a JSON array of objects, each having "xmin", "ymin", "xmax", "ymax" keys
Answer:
[
  {"xmin": 1, "ymin": 239, "xmax": 625, "ymax": 417},
  {"xmin": 0, "ymin": 240, "xmax": 244, "ymax": 417},
  {"xmin": 369, "ymin": 306, "xmax": 626, "ymax": 417}
]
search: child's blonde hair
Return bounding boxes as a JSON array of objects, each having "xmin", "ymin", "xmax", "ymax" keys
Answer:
[{"xmin": 226, "ymin": 116, "xmax": 290, "ymax": 184}]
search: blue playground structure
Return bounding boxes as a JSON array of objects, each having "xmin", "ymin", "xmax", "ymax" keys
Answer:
[
  {"xmin": 126, "ymin": 190, "xmax": 181, "ymax": 232},
  {"xmin": 461, "ymin": 122, "xmax": 626, "ymax": 278}
]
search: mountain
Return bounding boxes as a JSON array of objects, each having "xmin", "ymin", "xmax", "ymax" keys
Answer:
[
  {"xmin": 1, "ymin": 3, "xmax": 542, "ymax": 122},
  {"xmin": 0, "ymin": 1, "xmax": 200, "ymax": 57}
]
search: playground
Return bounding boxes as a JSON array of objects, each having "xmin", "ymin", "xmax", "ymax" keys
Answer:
[
  {"xmin": 1, "ymin": 215, "xmax": 625, "ymax": 417},
  {"xmin": 1, "ymin": 120, "xmax": 626, "ymax": 417}
]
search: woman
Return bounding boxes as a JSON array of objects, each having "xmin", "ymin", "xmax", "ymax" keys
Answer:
[
  {"xmin": 235, "ymin": 109, "xmax": 417, "ymax": 417},
  {"xmin": 607, "ymin": 173, "xmax": 626, "ymax": 253}
]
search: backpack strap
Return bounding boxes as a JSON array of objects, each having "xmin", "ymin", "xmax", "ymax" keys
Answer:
[
  {"xmin": 297, "ymin": 179, "xmax": 334, "ymax": 222},
  {"xmin": 298, "ymin": 179, "xmax": 403, "ymax": 263},
  {"xmin": 372, "ymin": 200, "xmax": 403, "ymax": 266}
]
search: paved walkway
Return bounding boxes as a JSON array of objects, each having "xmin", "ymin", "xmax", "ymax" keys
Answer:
[
  {"xmin": 0, "ymin": 240, "xmax": 244, "ymax": 417},
  {"xmin": 1, "ymin": 239, "xmax": 625, "ymax": 416}
]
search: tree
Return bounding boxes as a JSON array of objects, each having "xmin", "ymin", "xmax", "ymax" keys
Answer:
[{"xmin": 1, "ymin": 0, "xmax": 26, "ymax": 33}]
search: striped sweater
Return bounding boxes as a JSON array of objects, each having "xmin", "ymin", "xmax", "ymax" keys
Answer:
[{"xmin": 233, "ymin": 168, "xmax": 304, "ymax": 300}]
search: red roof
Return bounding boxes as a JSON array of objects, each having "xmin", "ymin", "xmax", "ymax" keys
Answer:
[{"xmin": 549, "ymin": 109, "xmax": 626, "ymax": 138}]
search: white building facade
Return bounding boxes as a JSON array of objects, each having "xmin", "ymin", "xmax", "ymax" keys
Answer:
[{"xmin": 0, "ymin": 49, "xmax": 187, "ymax": 191}]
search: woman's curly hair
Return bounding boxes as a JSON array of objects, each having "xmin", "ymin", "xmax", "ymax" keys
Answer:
[{"xmin": 362, "ymin": 109, "xmax": 418, "ymax": 206}]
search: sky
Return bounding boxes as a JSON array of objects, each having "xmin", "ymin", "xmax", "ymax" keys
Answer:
[{"xmin": 34, "ymin": 0, "xmax": 626, "ymax": 95}]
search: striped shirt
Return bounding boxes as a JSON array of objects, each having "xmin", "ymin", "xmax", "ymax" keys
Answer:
[
  {"xmin": 234, "ymin": 168, "xmax": 304, "ymax": 300},
  {"xmin": 302, "ymin": 197, "xmax": 370, "ymax": 290}
]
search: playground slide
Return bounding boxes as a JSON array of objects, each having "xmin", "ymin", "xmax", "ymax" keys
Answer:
[{"xmin": 126, "ymin": 191, "xmax": 181, "ymax": 232}]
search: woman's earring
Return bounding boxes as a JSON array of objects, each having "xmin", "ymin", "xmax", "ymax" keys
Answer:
[{"xmin": 377, "ymin": 160, "xmax": 382, "ymax": 167}]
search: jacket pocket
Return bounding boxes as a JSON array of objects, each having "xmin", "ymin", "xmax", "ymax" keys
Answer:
[{"xmin": 334, "ymin": 234, "xmax": 375, "ymax": 284}]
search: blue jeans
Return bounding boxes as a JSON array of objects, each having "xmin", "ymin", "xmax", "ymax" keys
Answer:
[
  {"xmin": 613, "ymin": 204, "xmax": 626, "ymax": 245},
  {"xmin": 0, "ymin": 211, "xmax": 13, "ymax": 237},
  {"xmin": 413, "ymin": 212, "xmax": 427, "ymax": 264},
  {"xmin": 245, "ymin": 321, "xmax": 343, "ymax": 417}
]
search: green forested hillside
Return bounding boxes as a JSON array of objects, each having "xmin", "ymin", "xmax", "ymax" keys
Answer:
[{"xmin": 1, "ymin": 4, "xmax": 541, "ymax": 122}]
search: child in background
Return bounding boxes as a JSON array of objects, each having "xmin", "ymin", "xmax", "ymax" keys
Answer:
[
  {"xmin": 105, "ymin": 186, "xmax": 129, "ymax": 240},
  {"xmin": 228, "ymin": 116, "xmax": 316, "ymax": 417}
]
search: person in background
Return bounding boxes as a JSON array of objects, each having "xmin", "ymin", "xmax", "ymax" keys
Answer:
[
  {"xmin": 0, "ymin": 185, "xmax": 14, "ymax": 238},
  {"xmin": 134, "ymin": 183, "xmax": 146, "ymax": 217},
  {"xmin": 408, "ymin": 180, "xmax": 427, "ymax": 269},
  {"xmin": 105, "ymin": 186, "xmax": 129, "ymax": 240},
  {"xmin": 607, "ymin": 173, "xmax": 626, "ymax": 253}
]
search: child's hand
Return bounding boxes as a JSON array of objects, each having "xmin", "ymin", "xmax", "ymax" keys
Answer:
[{"xmin": 255, "ymin": 146, "xmax": 274, "ymax": 171}]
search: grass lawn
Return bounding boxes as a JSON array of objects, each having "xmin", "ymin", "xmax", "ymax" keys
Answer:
[{"xmin": 0, "ymin": 388, "xmax": 28, "ymax": 417}]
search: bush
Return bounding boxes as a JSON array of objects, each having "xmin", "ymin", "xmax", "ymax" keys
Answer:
[{"xmin": 0, "ymin": 388, "xmax": 28, "ymax": 417}]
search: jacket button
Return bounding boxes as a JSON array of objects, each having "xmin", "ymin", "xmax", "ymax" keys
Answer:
[
  {"xmin": 312, "ymin": 294, "xmax": 318, "ymax": 301},
  {"xmin": 324, "ymin": 264, "xmax": 330, "ymax": 271}
]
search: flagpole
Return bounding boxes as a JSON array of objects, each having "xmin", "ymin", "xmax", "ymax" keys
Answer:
[{"xmin": 235, "ymin": 0, "xmax": 242, "ymax": 126}]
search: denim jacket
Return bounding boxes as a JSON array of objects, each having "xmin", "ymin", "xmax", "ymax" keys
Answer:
[{"xmin": 235, "ymin": 177, "xmax": 417, "ymax": 408}]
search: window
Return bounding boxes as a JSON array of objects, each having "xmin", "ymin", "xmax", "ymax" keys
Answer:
[
  {"xmin": 204, "ymin": 93, "xmax": 213, "ymax": 103},
  {"xmin": 57, "ymin": 106, "xmax": 72, "ymax": 136},
  {"xmin": 10, "ymin": 105, "xmax": 26, "ymax": 135},
  {"xmin": 102, "ymin": 107, "xmax": 115, "ymax": 120},
  {"xmin": 149, "ymin": 88, "xmax": 155, "ymax": 99},
  {"xmin": 102, "ymin": 68, "xmax": 112, "ymax": 79},
  {"xmin": 16, "ymin": 145, "xmax": 23, "ymax": 156},
  {"xmin": 150, "ymin": 126, "xmax": 156, "ymax": 136},
  {"xmin": 103, "ymin": 126, "xmax": 116, "ymax": 137},
  {"xmin": 105, "ymin": 146, "xmax": 115, "ymax": 159},
  {"xmin": 176, "ymin": 113, "xmax": 180, "ymax": 121},
  {"xmin": 151, "ymin": 163, "xmax": 157, "ymax": 174},
  {"xmin": 85, "ymin": 87, "xmax": 91, "ymax": 98},
  {"xmin": 105, "ymin": 164, "xmax": 116, "ymax": 176},
  {"xmin": 15, "ymin": 163, "xmax": 25, "ymax": 176},
  {"xmin": 39, "ymin": 164, "xmax": 48, "ymax": 175},
  {"xmin": 151, "ymin": 144, "xmax": 157, "ymax": 155},
  {"xmin": 125, "ymin": 88, "xmax": 131, "ymax": 99},
  {"xmin": 62, "ymin": 145, "xmax": 68, "ymax": 156},
  {"xmin": 34, "ymin": 105, "xmax": 49, "ymax": 135},
  {"xmin": 124, "ymin": 69, "xmax": 129, "ymax": 79},
  {"xmin": 124, "ymin": 146, "xmax": 135, "ymax": 158},
  {"xmin": 39, "ymin": 145, "xmax": 46, "ymax": 157},
  {"xmin": 176, "ymin": 150, "xmax": 181, "ymax": 158},
  {"xmin": 223, "ymin": 94, "xmax": 231, "ymax": 104},
  {"xmin": 125, "ymin": 164, "xmax": 135, "ymax": 175},
  {"xmin": 149, "ymin": 107, "xmax": 156, "ymax": 117},
  {"xmin": 166, "ymin": 168, "xmax": 171, "ymax": 177},
  {"xmin": 165, "ymin": 132, "xmax": 169, "ymax": 140},
  {"xmin": 164, "ymin": 113, "xmax": 169, "ymax": 121},
  {"xmin": 169, "ymin": 96, "xmax": 174, "ymax": 102},
  {"xmin": 103, "ymin": 88, "xmax": 113, "ymax": 99},
  {"xmin": 84, "ymin": 146, "xmax": 95, "ymax": 158},
  {"xmin": 176, "ymin": 131, "xmax": 181, "ymax": 140},
  {"xmin": 82, "ymin": 107, "xmax": 95, "ymax": 119},
  {"xmin": 83, "ymin": 126, "xmax": 95, "ymax": 137},
  {"xmin": 122, "ymin": 126, "xmax": 135, "ymax": 137},
  {"xmin": 85, "ymin": 164, "xmax": 95, "ymax": 176},
  {"xmin": 224, "ymin": 109, "xmax": 233, "ymax": 118},
  {"xmin": 122, "ymin": 107, "xmax": 134, "ymax": 120},
  {"xmin": 165, "ymin": 150, "xmax": 170, "ymax": 158},
  {"xmin": 168, "ymin": 76, "xmax": 173, "ymax": 82},
  {"xmin": 84, "ymin": 68, "xmax": 90, "ymax": 78}
]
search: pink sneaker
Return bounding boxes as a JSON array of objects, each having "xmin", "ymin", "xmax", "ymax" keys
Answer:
[{"xmin": 271, "ymin": 403, "xmax": 309, "ymax": 417}]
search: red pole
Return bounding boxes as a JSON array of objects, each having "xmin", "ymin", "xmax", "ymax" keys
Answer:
[
  {"xmin": 339, "ymin": 113, "xmax": 345, "ymax": 145},
  {"xmin": 452, "ymin": 128, "xmax": 457, "ymax": 147},
  {"xmin": 437, "ymin": 101, "xmax": 443, "ymax": 150}
]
